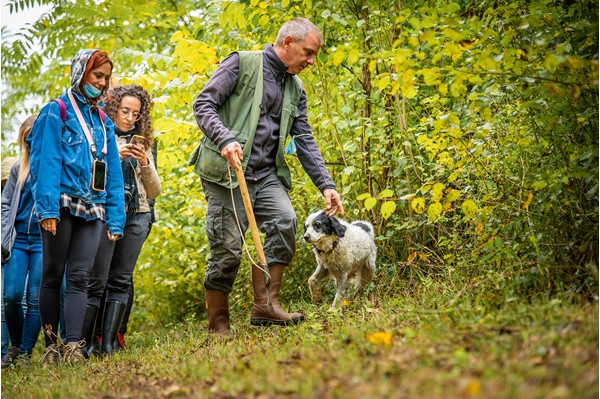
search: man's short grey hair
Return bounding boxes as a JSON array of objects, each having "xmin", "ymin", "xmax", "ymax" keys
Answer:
[{"xmin": 275, "ymin": 18, "xmax": 323, "ymax": 46}]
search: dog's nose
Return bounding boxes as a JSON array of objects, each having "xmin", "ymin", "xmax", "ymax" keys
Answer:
[{"xmin": 303, "ymin": 234, "xmax": 310, "ymax": 242}]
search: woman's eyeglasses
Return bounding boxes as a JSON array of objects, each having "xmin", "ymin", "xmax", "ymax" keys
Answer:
[{"xmin": 118, "ymin": 108, "xmax": 141, "ymax": 121}]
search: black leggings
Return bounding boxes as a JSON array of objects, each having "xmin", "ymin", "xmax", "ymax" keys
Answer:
[{"xmin": 39, "ymin": 209, "xmax": 103, "ymax": 345}]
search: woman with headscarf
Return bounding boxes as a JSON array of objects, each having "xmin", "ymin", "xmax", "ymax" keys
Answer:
[{"xmin": 27, "ymin": 49, "xmax": 125, "ymax": 366}]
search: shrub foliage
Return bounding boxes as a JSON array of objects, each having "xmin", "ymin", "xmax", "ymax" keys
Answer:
[{"xmin": 2, "ymin": 0, "xmax": 598, "ymax": 326}]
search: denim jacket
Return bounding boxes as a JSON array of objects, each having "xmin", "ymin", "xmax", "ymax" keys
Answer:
[{"xmin": 27, "ymin": 90, "xmax": 125, "ymax": 235}]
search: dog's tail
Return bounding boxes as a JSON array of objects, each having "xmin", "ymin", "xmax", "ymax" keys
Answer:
[{"xmin": 352, "ymin": 221, "xmax": 374, "ymax": 240}]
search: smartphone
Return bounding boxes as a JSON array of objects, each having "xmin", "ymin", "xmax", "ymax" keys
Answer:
[
  {"xmin": 91, "ymin": 160, "xmax": 106, "ymax": 191},
  {"xmin": 131, "ymin": 135, "xmax": 146, "ymax": 146}
]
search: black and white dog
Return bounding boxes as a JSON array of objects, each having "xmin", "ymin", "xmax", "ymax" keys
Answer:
[{"xmin": 303, "ymin": 210, "xmax": 377, "ymax": 311}]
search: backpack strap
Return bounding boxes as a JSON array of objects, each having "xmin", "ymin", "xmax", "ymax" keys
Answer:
[
  {"xmin": 54, "ymin": 99, "xmax": 66, "ymax": 121},
  {"xmin": 54, "ymin": 98, "xmax": 107, "ymax": 122}
]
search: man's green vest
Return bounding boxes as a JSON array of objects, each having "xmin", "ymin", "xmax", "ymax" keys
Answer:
[{"xmin": 188, "ymin": 51, "xmax": 303, "ymax": 191}]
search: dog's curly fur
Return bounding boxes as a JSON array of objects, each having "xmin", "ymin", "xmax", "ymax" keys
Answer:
[{"xmin": 303, "ymin": 210, "xmax": 376, "ymax": 310}]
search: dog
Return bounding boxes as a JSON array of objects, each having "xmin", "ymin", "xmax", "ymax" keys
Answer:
[{"xmin": 303, "ymin": 210, "xmax": 376, "ymax": 311}]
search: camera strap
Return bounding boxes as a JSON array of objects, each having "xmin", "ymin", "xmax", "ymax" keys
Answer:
[{"xmin": 67, "ymin": 88, "xmax": 107, "ymax": 160}]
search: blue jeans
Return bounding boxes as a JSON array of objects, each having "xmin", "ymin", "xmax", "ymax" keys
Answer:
[
  {"xmin": 2, "ymin": 234, "xmax": 43, "ymax": 355},
  {"xmin": 1, "ymin": 265, "xmax": 9, "ymax": 357}
]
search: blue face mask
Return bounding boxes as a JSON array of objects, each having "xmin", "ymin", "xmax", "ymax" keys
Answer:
[{"xmin": 84, "ymin": 83, "xmax": 102, "ymax": 98}]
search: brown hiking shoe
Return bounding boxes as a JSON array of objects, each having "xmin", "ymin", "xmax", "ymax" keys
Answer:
[
  {"xmin": 39, "ymin": 344, "xmax": 60, "ymax": 368},
  {"xmin": 63, "ymin": 341, "xmax": 86, "ymax": 365},
  {"xmin": 1, "ymin": 346, "xmax": 20, "ymax": 369}
]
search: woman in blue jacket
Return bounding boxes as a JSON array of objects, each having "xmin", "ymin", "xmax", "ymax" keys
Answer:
[
  {"xmin": 27, "ymin": 49, "xmax": 125, "ymax": 366},
  {"xmin": 1, "ymin": 115, "xmax": 41, "ymax": 368}
]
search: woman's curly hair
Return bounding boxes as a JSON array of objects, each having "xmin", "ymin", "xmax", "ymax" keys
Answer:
[{"xmin": 104, "ymin": 84, "xmax": 154, "ymax": 149}]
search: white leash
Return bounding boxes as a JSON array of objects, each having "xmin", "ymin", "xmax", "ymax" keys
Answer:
[{"xmin": 227, "ymin": 165, "xmax": 271, "ymax": 280}]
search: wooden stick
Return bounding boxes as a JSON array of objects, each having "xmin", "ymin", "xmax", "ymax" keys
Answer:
[{"xmin": 231, "ymin": 156, "xmax": 270, "ymax": 286}]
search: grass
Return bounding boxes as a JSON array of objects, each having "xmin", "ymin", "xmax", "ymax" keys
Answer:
[{"xmin": 1, "ymin": 291, "xmax": 598, "ymax": 399}]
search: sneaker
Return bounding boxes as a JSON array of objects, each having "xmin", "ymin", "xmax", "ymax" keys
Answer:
[
  {"xmin": 39, "ymin": 344, "xmax": 60, "ymax": 368},
  {"xmin": 1, "ymin": 346, "xmax": 20, "ymax": 369},
  {"xmin": 62, "ymin": 341, "xmax": 86, "ymax": 365}
]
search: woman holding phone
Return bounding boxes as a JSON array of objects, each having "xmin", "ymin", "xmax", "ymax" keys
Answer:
[
  {"xmin": 83, "ymin": 84, "xmax": 160, "ymax": 356},
  {"xmin": 27, "ymin": 49, "xmax": 125, "ymax": 366}
]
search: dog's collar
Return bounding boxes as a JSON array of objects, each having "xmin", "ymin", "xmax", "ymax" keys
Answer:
[{"xmin": 313, "ymin": 239, "xmax": 339, "ymax": 254}]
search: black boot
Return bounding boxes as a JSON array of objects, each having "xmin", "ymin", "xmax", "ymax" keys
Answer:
[
  {"xmin": 81, "ymin": 305, "xmax": 99, "ymax": 359},
  {"xmin": 100, "ymin": 300, "xmax": 127, "ymax": 355}
]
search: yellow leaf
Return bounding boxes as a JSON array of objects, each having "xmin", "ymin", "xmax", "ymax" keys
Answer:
[
  {"xmin": 407, "ymin": 252, "xmax": 417, "ymax": 262},
  {"xmin": 366, "ymin": 332, "xmax": 393, "ymax": 346},
  {"xmin": 523, "ymin": 192, "xmax": 533, "ymax": 210},
  {"xmin": 379, "ymin": 189, "xmax": 394, "ymax": 198},
  {"xmin": 401, "ymin": 69, "xmax": 417, "ymax": 98},
  {"xmin": 369, "ymin": 60, "xmax": 377, "ymax": 72},
  {"xmin": 461, "ymin": 378, "xmax": 481, "ymax": 396},
  {"xmin": 446, "ymin": 189, "xmax": 461, "ymax": 202},
  {"xmin": 259, "ymin": 1, "xmax": 268, "ymax": 9},
  {"xmin": 364, "ymin": 197, "xmax": 377, "ymax": 211},
  {"xmin": 281, "ymin": 0, "xmax": 290, "ymax": 6},
  {"xmin": 342, "ymin": 300, "xmax": 349, "ymax": 307},
  {"xmin": 475, "ymin": 222, "xmax": 484, "ymax": 233},
  {"xmin": 402, "ymin": 84, "xmax": 418, "ymax": 99},
  {"xmin": 451, "ymin": 80, "xmax": 467, "ymax": 97},
  {"xmin": 461, "ymin": 199, "xmax": 477, "ymax": 218},
  {"xmin": 419, "ymin": 253, "xmax": 430, "ymax": 262},
  {"xmin": 348, "ymin": 48, "xmax": 360, "ymax": 64},
  {"xmin": 381, "ymin": 201, "xmax": 396, "ymax": 220},
  {"xmin": 170, "ymin": 31, "xmax": 183, "ymax": 43},
  {"xmin": 332, "ymin": 49, "xmax": 345, "ymax": 66},
  {"xmin": 439, "ymin": 83, "xmax": 448, "ymax": 96},
  {"xmin": 378, "ymin": 75, "xmax": 391, "ymax": 91},
  {"xmin": 431, "ymin": 182, "xmax": 445, "ymax": 201},
  {"xmin": 427, "ymin": 202, "xmax": 443, "ymax": 221},
  {"xmin": 258, "ymin": 15, "xmax": 269, "ymax": 26},
  {"xmin": 356, "ymin": 193, "xmax": 371, "ymax": 201},
  {"xmin": 411, "ymin": 197, "xmax": 426, "ymax": 214},
  {"xmin": 442, "ymin": 201, "xmax": 451, "ymax": 212},
  {"xmin": 408, "ymin": 36, "xmax": 420, "ymax": 48},
  {"xmin": 421, "ymin": 68, "xmax": 440, "ymax": 85}
]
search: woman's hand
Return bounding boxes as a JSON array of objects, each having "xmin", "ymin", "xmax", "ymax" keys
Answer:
[
  {"xmin": 107, "ymin": 230, "xmax": 121, "ymax": 241},
  {"xmin": 119, "ymin": 143, "xmax": 148, "ymax": 166},
  {"xmin": 41, "ymin": 218, "xmax": 58, "ymax": 236}
]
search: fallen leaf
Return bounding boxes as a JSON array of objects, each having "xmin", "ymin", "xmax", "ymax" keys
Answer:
[{"xmin": 366, "ymin": 331, "xmax": 393, "ymax": 346}]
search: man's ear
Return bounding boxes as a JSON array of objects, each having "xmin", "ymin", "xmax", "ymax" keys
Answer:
[{"xmin": 283, "ymin": 35, "xmax": 294, "ymax": 48}]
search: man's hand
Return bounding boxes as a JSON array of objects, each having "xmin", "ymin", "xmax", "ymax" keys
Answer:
[
  {"xmin": 323, "ymin": 188, "xmax": 344, "ymax": 217},
  {"xmin": 220, "ymin": 142, "xmax": 244, "ymax": 168}
]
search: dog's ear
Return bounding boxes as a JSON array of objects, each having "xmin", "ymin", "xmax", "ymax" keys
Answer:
[{"xmin": 329, "ymin": 216, "xmax": 347, "ymax": 238}]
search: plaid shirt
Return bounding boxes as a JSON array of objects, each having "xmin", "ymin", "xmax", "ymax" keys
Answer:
[{"xmin": 60, "ymin": 193, "xmax": 105, "ymax": 221}]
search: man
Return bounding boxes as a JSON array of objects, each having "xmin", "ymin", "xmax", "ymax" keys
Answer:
[{"xmin": 190, "ymin": 18, "xmax": 344, "ymax": 333}]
